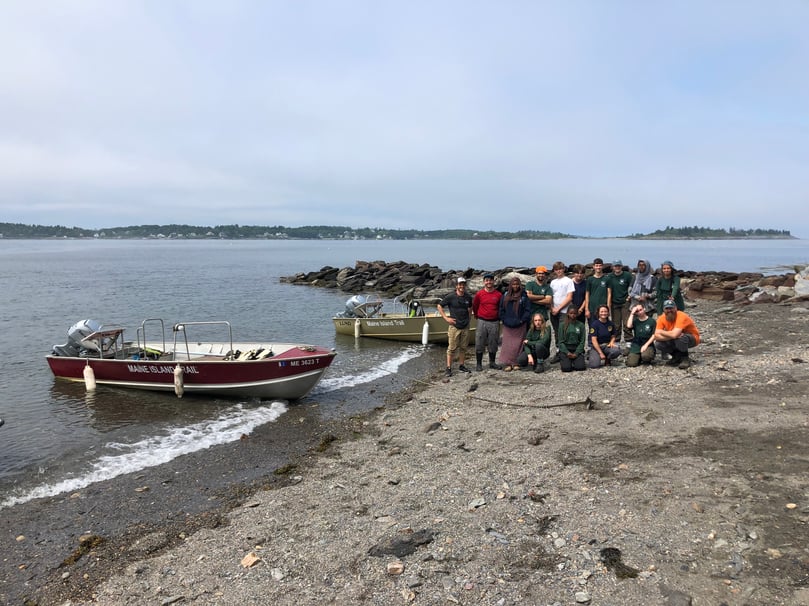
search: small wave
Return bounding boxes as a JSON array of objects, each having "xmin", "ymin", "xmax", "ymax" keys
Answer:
[
  {"xmin": 314, "ymin": 347, "xmax": 424, "ymax": 392},
  {"xmin": 0, "ymin": 401, "xmax": 287, "ymax": 510}
]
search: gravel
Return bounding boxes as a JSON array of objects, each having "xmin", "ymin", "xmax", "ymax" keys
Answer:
[{"xmin": 14, "ymin": 300, "xmax": 809, "ymax": 605}]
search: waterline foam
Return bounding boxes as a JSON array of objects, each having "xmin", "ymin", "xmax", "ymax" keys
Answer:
[
  {"xmin": 314, "ymin": 347, "xmax": 423, "ymax": 391},
  {"xmin": 0, "ymin": 401, "xmax": 287, "ymax": 510}
]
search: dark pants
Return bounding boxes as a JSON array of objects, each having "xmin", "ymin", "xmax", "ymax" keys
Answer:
[
  {"xmin": 550, "ymin": 312, "xmax": 561, "ymax": 345},
  {"xmin": 559, "ymin": 352, "xmax": 586, "ymax": 372},
  {"xmin": 517, "ymin": 343, "xmax": 550, "ymax": 367},
  {"xmin": 656, "ymin": 334, "xmax": 697, "ymax": 357}
]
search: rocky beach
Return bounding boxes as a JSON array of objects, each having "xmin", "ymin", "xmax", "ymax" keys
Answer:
[{"xmin": 3, "ymin": 264, "xmax": 809, "ymax": 606}]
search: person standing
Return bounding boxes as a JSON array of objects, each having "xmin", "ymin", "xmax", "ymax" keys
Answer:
[
  {"xmin": 437, "ymin": 277, "xmax": 474, "ymax": 377},
  {"xmin": 498, "ymin": 276, "xmax": 531, "ymax": 371},
  {"xmin": 558, "ymin": 306, "xmax": 587, "ymax": 372},
  {"xmin": 584, "ymin": 258, "xmax": 609, "ymax": 324},
  {"xmin": 607, "ymin": 259, "xmax": 632, "ymax": 343},
  {"xmin": 651, "ymin": 299, "xmax": 700, "ymax": 369},
  {"xmin": 570, "ymin": 264, "xmax": 587, "ymax": 323},
  {"xmin": 549, "ymin": 261, "xmax": 575, "ymax": 362},
  {"xmin": 655, "ymin": 261, "xmax": 684, "ymax": 314},
  {"xmin": 472, "ymin": 273, "xmax": 503, "ymax": 371},
  {"xmin": 587, "ymin": 305, "xmax": 622, "ymax": 368},
  {"xmin": 629, "ymin": 259, "xmax": 657, "ymax": 315},
  {"xmin": 625, "ymin": 304, "xmax": 656, "ymax": 367},
  {"xmin": 526, "ymin": 266, "xmax": 553, "ymax": 322},
  {"xmin": 519, "ymin": 313, "xmax": 552, "ymax": 373}
]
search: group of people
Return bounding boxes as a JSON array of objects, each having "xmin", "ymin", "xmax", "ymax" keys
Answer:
[{"xmin": 437, "ymin": 259, "xmax": 700, "ymax": 377}]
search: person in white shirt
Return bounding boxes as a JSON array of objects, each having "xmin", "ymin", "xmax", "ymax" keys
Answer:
[{"xmin": 549, "ymin": 261, "xmax": 575, "ymax": 363}]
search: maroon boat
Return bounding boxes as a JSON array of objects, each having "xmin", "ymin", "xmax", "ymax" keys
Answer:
[{"xmin": 46, "ymin": 319, "xmax": 336, "ymax": 399}]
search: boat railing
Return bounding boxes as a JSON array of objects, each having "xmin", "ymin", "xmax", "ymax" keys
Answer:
[
  {"xmin": 137, "ymin": 318, "xmax": 167, "ymax": 355},
  {"xmin": 171, "ymin": 321, "xmax": 234, "ymax": 361},
  {"xmin": 80, "ymin": 328, "xmax": 126, "ymax": 358}
]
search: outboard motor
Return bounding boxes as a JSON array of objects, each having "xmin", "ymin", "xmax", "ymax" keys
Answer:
[
  {"xmin": 342, "ymin": 295, "xmax": 384, "ymax": 318},
  {"xmin": 344, "ymin": 295, "xmax": 370, "ymax": 318},
  {"xmin": 52, "ymin": 319, "xmax": 104, "ymax": 357}
]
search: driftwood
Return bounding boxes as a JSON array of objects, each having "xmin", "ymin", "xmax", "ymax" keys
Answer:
[{"xmin": 467, "ymin": 394, "xmax": 595, "ymax": 410}]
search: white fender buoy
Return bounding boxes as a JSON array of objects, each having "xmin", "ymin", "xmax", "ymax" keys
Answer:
[
  {"xmin": 83, "ymin": 363, "xmax": 96, "ymax": 391},
  {"xmin": 354, "ymin": 318, "xmax": 361, "ymax": 339},
  {"xmin": 173, "ymin": 364, "xmax": 184, "ymax": 398},
  {"xmin": 422, "ymin": 319, "xmax": 430, "ymax": 346}
]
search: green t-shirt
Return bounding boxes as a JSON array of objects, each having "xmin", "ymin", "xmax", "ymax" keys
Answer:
[
  {"xmin": 629, "ymin": 316, "xmax": 656, "ymax": 353},
  {"xmin": 586, "ymin": 274, "xmax": 609, "ymax": 314},
  {"xmin": 558, "ymin": 320, "xmax": 586, "ymax": 355},
  {"xmin": 526, "ymin": 281, "xmax": 553, "ymax": 319},
  {"xmin": 607, "ymin": 271, "xmax": 631, "ymax": 305}
]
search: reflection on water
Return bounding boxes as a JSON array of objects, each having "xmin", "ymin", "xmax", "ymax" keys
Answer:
[{"xmin": 49, "ymin": 380, "xmax": 237, "ymax": 432}]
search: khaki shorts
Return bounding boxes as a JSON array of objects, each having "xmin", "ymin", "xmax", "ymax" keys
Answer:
[{"xmin": 447, "ymin": 325, "xmax": 470, "ymax": 353}]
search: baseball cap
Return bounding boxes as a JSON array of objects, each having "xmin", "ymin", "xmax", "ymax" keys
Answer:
[
  {"xmin": 535, "ymin": 265, "xmax": 548, "ymax": 273},
  {"xmin": 457, "ymin": 277, "xmax": 467, "ymax": 284},
  {"xmin": 612, "ymin": 259, "xmax": 622, "ymax": 267},
  {"xmin": 663, "ymin": 299, "xmax": 676, "ymax": 309},
  {"xmin": 483, "ymin": 273, "xmax": 494, "ymax": 280}
]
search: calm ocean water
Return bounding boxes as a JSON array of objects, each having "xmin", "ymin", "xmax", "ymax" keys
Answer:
[{"xmin": 1, "ymin": 238, "xmax": 807, "ymax": 508}]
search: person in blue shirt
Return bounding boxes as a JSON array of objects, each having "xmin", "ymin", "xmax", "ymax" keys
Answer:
[{"xmin": 587, "ymin": 305, "xmax": 622, "ymax": 368}]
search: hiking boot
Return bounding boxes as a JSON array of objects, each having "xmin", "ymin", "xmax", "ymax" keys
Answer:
[
  {"xmin": 534, "ymin": 362, "xmax": 544, "ymax": 373},
  {"xmin": 678, "ymin": 355, "xmax": 691, "ymax": 370},
  {"xmin": 665, "ymin": 352, "xmax": 682, "ymax": 366},
  {"xmin": 458, "ymin": 364, "xmax": 471, "ymax": 373},
  {"xmin": 489, "ymin": 362, "xmax": 503, "ymax": 370},
  {"xmin": 445, "ymin": 367, "xmax": 452, "ymax": 377},
  {"xmin": 475, "ymin": 363, "xmax": 483, "ymax": 372}
]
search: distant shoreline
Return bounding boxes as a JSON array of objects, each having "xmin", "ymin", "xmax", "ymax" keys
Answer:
[
  {"xmin": 0, "ymin": 222, "xmax": 797, "ymax": 240},
  {"xmin": 0, "ymin": 235, "xmax": 799, "ymax": 241}
]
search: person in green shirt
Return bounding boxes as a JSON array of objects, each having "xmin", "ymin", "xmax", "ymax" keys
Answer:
[
  {"xmin": 558, "ymin": 306, "xmax": 587, "ymax": 372},
  {"xmin": 655, "ymin": 260, "xmax": 684, "ymax": 314},
  {"xmin": 625, "ymin": 304, "xmax": 657, "ymax": 367},
  {"xmin": 607, "ymin": 259, "xmax": 632, "ymax": 343},
  {"xmin": 585, "ymin": 258, "xmax": 609, "ymax": 324},
  {"xmin": 518, "ymin": 313, "xmax": 552, "ymax": 373},
  {"xmin": 525, "ymin": 266, "xmax": 553, "ymax": 321}
]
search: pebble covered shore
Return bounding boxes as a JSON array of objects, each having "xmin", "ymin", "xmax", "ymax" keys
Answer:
[{"xmin": 21, "ymin": 298, "xmax": 807, "ymax": 606}]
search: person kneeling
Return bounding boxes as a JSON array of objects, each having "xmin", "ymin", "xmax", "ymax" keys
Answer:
[
  {"xmin": 626, "ymin": 304, "xmax": 656, "ymax": 367},
  {"xmin": 653, "ymin": 299, "xmax": 700, "ymax": 369},
  {"xmin": 558, "ymin": 307, "xmax": 587, "ymax": 372},
  {"xmin": 587, "ymin": 305, "xmax": 622, "ymax": 368},
  {"xmin": 518, "ymin": 313, "xmax": 552, "ymax": 373}
]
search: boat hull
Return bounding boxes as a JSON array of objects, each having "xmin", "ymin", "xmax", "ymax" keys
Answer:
[
  {"xmin": 333, "ymin": 314, "xmax": 477, "ymax": 344},
  {"xmin": 46, "ymin": 344, "xmax": 336, "ymax": 400}
]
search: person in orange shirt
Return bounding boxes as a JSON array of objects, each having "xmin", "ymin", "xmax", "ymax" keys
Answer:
[{"xmin": 648, "ymin": 299, "xmax": 700, "ymax": 369}]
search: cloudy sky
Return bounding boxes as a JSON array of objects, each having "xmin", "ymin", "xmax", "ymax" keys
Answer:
[{"xmin": 1, "ymin": 1, "xmax": 807, "ymax": 237}]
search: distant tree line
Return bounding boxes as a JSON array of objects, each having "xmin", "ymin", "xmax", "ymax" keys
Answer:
[
  {"xmin": 629, "ymin": 226, "xmax": 793, "ymax": 239},
  {"xmin": 0, "ymin": 222, "xmax": 794, "ymax": 240},
  {"xmin": 0, "ymin": 222, "xmax": 575, "ymax": 240}
]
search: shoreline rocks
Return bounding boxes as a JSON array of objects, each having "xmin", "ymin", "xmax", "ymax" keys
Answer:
[{"xmin": 281, "ymin": 261, "xmax": 809, "ymax": 304}]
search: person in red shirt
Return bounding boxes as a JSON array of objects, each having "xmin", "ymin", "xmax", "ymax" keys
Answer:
[
  {"xmin": 472, "ymin": 273, "xmax": 503, "ymax": 371},
  {"xmin": 649, "ymin": 299, "xmax": 700, "ymax": 369}
]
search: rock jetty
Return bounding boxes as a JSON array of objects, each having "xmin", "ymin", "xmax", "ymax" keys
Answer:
[{"xmin": 281, "ymin": 260, "xmax": 809, "ymax": 304}]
